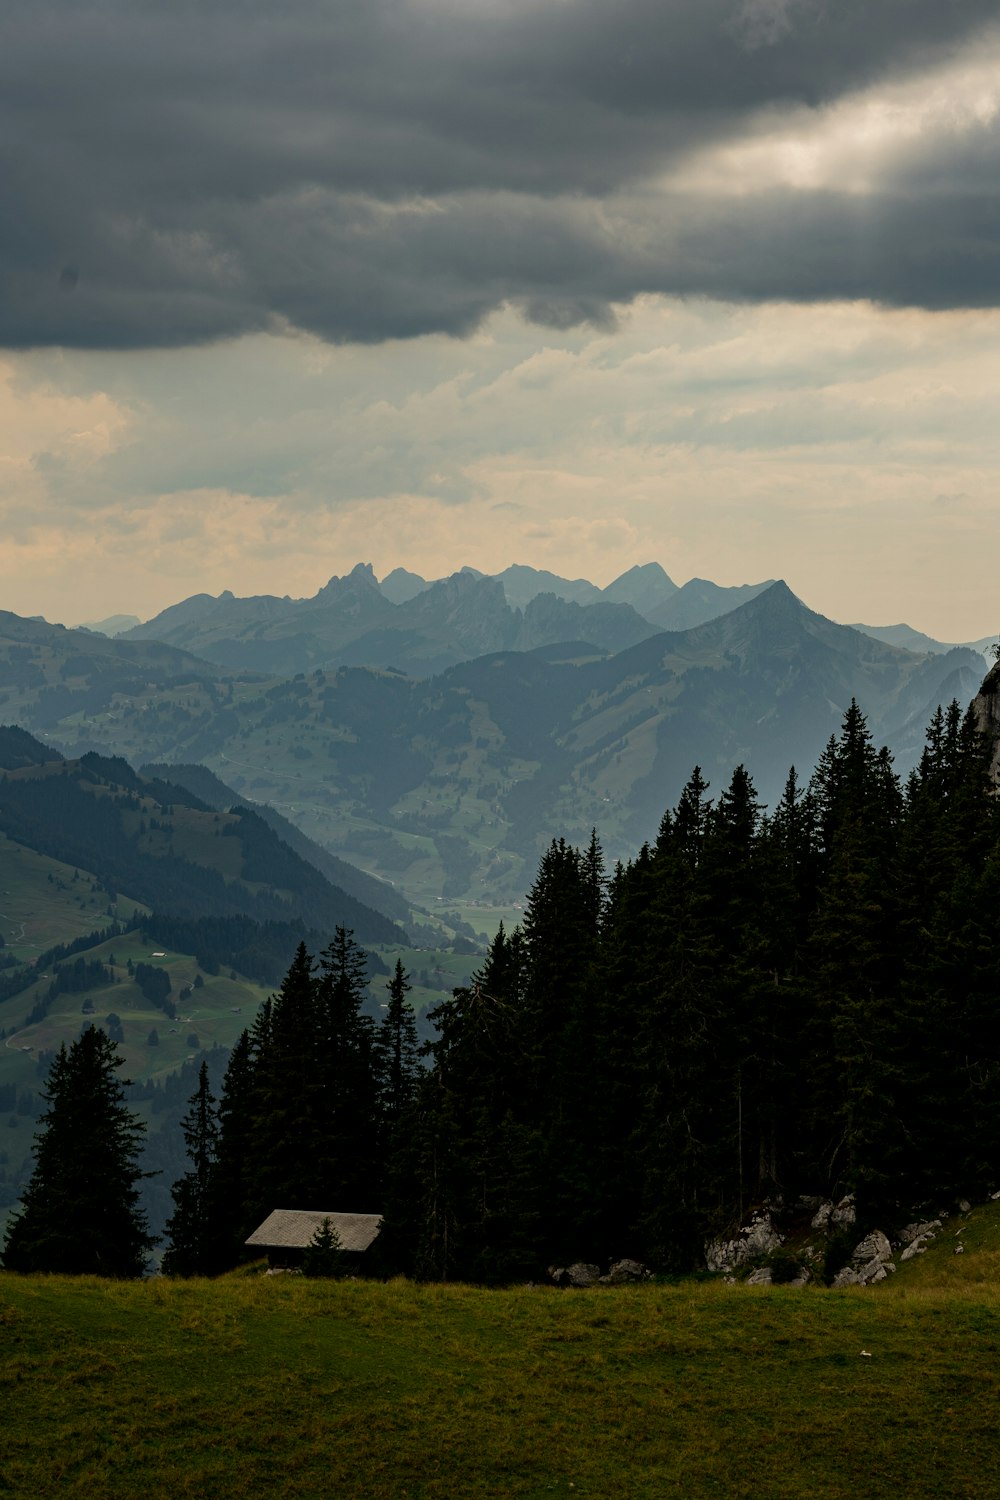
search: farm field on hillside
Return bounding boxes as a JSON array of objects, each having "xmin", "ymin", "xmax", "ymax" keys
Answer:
[
  {"xmin": 0, "ymin": 927, "xmax": 270, "ymax": 1095},
  {"xmin": 0, "ymin": 834, "xmax": 147, "ymax": 960}
]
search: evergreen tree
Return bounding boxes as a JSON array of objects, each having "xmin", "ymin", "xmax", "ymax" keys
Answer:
[
  {"xmin": 700, "ymin": 764, "xmax": 773, "ymax": 1211},
  {"xmin": 374, "ymin": 959, "xmax": 421, "ymax": 1131},
  {"xmin": 804, "ymin": 703, "xmax": 902, "ymax": 1204},
  {"xmin": 584, "ymin": 848, "xmax": 659, "ymax": 1260},
  {"xmin": 238, "ymin": 931, "xmax": 381, "ymax": 1227},
  {"xmin": 890, "ymin": 701, "xmax": 1000, "ymax": 1199},
  {"xmin": 370, "ymin": 959, "xmax": 423, "ymax": 1273},
  {"xmin": 411, "ymin": 925, "xmax": 542, "ymax": 1283},
  {"xmin": 162, "ymin": 1061, "xmax": 219, "ymax": 1277},
  {"xmin": 633, "ymin": 772, "xmax": 723, "ymax": 1268},
  {"xmin": 246, "ymin": 943, "xmax": 320, "ymax": 1222},
  {"xmin": 302, "ymin": 1217, "xmax": 345, "ymax": 1278},
  {"xmin": 2, "ymin": 1027, "xmax": 154, "ymax": 1276},
  {"xmin": 313, "ymin": 928, "xmax": 379, "ymax": 1208},
  {"xmin": 751, "ymin": 769, "xmax": 816, "ymax": 1196},
  {"xmin": 203, "ymin": 1025, "xmax": 259, "ymax": 1270},
  {"xmin": 520, "ymin": 838, "xmax": 602, "ymax": 1258}
]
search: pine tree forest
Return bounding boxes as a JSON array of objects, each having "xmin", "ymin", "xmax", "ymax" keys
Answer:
[{"xmin": 164, "ymin": 699, "xmax": 1000, "ymax": 1282}]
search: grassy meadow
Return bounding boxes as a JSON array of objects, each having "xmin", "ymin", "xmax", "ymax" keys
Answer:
[
  {"xmin": 0, "ymin": 925, "xmax": 271, "ymax": 1094},
  {"xmin": 2, "ymin": 1204, "xmax": 999, "ymax": 1499},
  {"xmin": 0, "ymin": 833, "xmax": 148, "ymax": 962}
]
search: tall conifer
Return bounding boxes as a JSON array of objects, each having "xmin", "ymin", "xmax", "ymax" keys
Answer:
[
  {"xmin": 162, "ymin": 1060, "xmax": 219, "ymax": 1276},
  {"xmin": 3, "ymin": 1028, "xmax": 154, "ymax": 1276}
]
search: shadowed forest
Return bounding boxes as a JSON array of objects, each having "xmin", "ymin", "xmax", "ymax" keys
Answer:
[{"xmin": 93, "ymin": 695, "xmax": 998, "ymax": 1284}]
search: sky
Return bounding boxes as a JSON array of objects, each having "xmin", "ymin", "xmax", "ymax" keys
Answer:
[{"xmin": 3, "ymin": 0, "xmax": 1000, "ymax": 641}]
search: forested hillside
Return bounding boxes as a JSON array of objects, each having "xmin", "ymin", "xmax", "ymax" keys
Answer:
[
  {"xmin": 171, "ymin": 694, "xmax": 1000, "ymax": 1281},
  {"xmin": 0, "ymin": 742, "xmax": 401, "ymax": 943},
  {"xmin": 138, "ymin": 760, "xmax": 411, "ymax": 926}
]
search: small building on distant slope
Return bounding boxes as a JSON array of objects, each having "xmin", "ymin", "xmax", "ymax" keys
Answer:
[{"xmin": 245, "ymin": 1209, "xmax": 383, "ymax": 1270}]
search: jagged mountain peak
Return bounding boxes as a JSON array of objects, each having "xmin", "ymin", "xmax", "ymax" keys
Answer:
[
  {"xmin": 314, "ymin": 562, "xmax": 381, "ymax": 598},
  {"xmin": 408, "ymin": 569, "xmax": 509, "ymax": 615}
]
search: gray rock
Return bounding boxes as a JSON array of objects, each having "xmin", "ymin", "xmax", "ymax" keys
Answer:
[
  {"xmin": 746, "ymin": 1267, "xmax": 773, "ymax": 1286},
  {"xmin": 899, "ymin": 1218, "xmax": 941, "ymax": 1245},
  {"xmin": 811, "ymin": 1202, "xmax": 832, "ymax": 1231},
  {"xmin": 830, "ymin": 1196, "xmax": 857, "ymax": 1230},
  {"xmin": 832, "ymin": 1228, "xmax": 895, "ymax": 1287},
  {"xmin": 958, "ymin": 1199, "xmax": 971, "ymax": 1214},
  {"xmin": 846, "ymin": 1229, "xmax": 895, "ymax": 1286},
  {"xmin": 854, "ymin": 1258, "xmax": 889, "ymax": 1286},
  {"xmin": 812, "ymin": 1195, "xmax": 857, "ymax": 1234},
  {"xmin": 600, "ymin": 1258, "xmax": 652, "ymax": 1285},
  {"xmin": 954, "ymin": 1245, "xmax": 965, "ymax": 1255},
  {"xmin": 705, "ymin": 1212, "xmax": 782, "ymax": 1273},
  {"xmin": 562, "ymin": 1262, "xmax": 600, "ymax": 1288},
  {"xmin": 852, "ymin": 1230, "xmax": 892, "ymax": 1266},
  {"xmin": 900, "ymin": 1241, "xmax": 926, "ymax": 1261}
]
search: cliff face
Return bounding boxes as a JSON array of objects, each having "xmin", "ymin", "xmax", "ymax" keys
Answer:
[{"xmin": 972, "ymin": 658, "xmax": 1000, "ymax": 782}]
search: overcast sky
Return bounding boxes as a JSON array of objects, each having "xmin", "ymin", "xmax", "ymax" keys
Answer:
[{"xmin": 3, "ymin": 0, "xmax": 1000, "ymax": 640}]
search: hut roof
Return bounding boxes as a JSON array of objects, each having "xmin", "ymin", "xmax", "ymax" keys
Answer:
[{"xmin": 245, "ymin": 1209, "xmax": 382, "ymax": 1254}]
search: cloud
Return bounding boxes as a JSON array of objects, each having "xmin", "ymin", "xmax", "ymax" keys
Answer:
[
  {"xmin": 6, "ymin": 295, "xmax": 1000, "ymax": 638},
  {"xmin": 3, "ymin": 0, "xmax": 1000, "ymax": 350},
  {"xmin": 731, "ymin": 0, "xmax": 816, "ymax": 52}
]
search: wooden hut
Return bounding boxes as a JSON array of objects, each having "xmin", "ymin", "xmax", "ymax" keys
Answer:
[{"xmin": 245, "ymin": 1209, "xmax": 382, "ymax": 1269}]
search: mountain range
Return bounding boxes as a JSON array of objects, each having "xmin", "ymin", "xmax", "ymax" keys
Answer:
[
  {"xmin": 117, "ymin": 561, "xmax": 785, "ymax": 677},
  {"xmin": 84, "ymin": 560, "xmax": 991, "ymax": 678},
  {"xmin": 2, "ymin": 582, "xmax": 985, "ymax": 907}
]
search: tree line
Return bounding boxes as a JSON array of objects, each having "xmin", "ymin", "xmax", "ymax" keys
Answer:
[{"xmin": 4, "ymin": 698, "xmax": 999, "ymax": 1279}]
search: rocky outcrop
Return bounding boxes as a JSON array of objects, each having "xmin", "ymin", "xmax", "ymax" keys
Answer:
[
  {"xmin": 972, "ymin": 658, "xmax": 1000, "ymax": 784},
  {"xmin": 548, "ymin": 1258, "xmax": 653, "ymax": 1287},
  {"xmin": 810, "ymin": 1196, "xmax": 856, "ymax": 1233},
  {"xmin": 898, "ymin": 1218, "xmax": 942, "ymax": 1261},
  {"xmin": 832, "ymin": 1229, "xmax": 895, "ymax": 1287},
  {"xmin": 706, "ymin": 1192, "xmax": 991, "ymax": 1290},
  {"xmin": 705, "ymin": 1211, "xmax": 782, "ymax": 1273}
]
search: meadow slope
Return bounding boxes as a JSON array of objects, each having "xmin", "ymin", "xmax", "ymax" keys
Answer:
[{"xmin": 2, "ymin": 1204, "xmax": 999, "ymax": 1499}]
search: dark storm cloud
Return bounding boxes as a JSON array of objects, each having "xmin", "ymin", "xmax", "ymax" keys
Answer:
[{"xmin": 3, "ymin": 0, "xmax": 999, "ymax": 349}]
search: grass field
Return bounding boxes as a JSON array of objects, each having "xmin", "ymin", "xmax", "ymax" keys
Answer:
[
  {"xmin": 0, "ymin": 926, "xmax": 271, "ymax": 1095},
  {"xmin": 0, "ymin": 834, "xmax": 147, "ymax": 961},
  {"xmin": 2, "ymin": 1204, "xmax": 999, "ymax": 1499}
]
